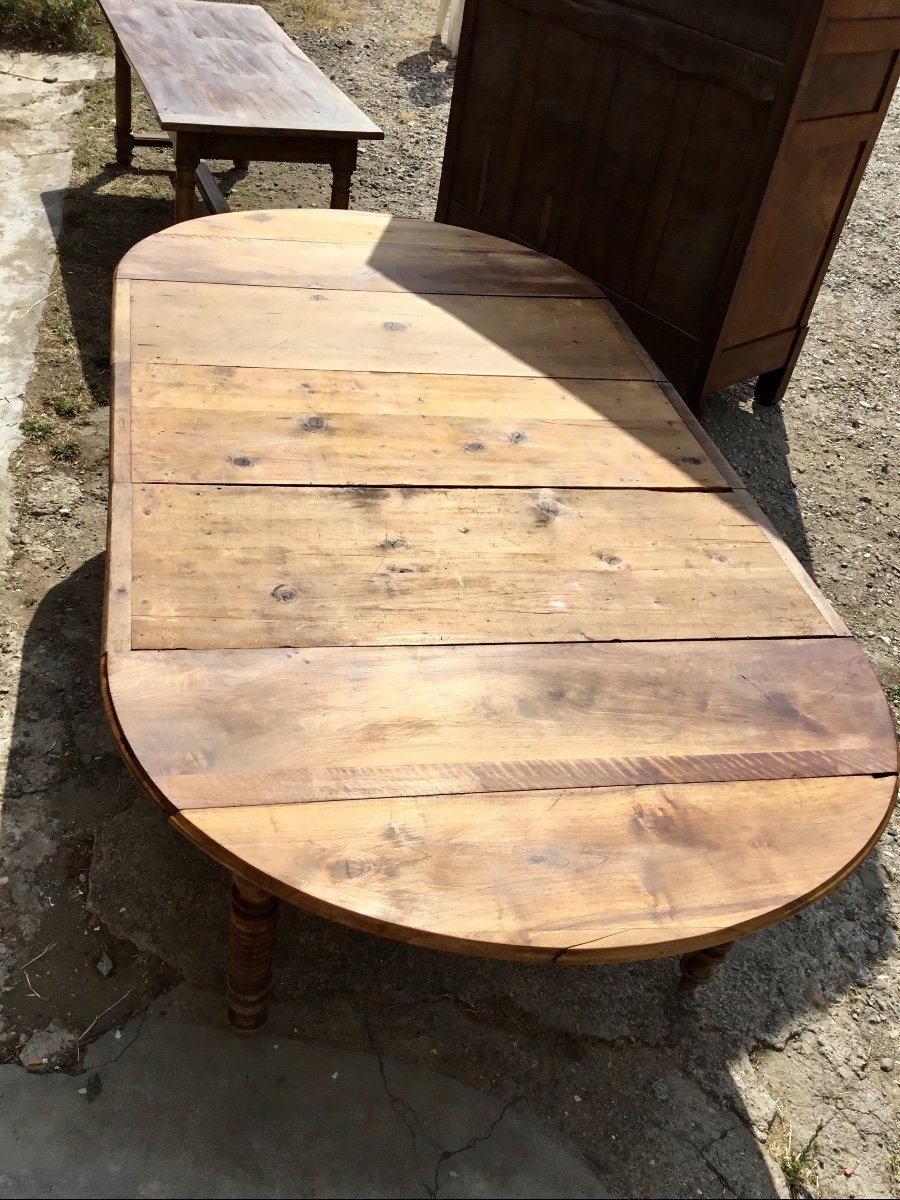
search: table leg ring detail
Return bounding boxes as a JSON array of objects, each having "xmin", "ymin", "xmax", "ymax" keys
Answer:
[
  {"xmin": 227, "ymin": 876, "xmax": 279, "ymax": 1031},
  {"xmin": 678, "ymin": 940, "xmax": 734, "ymax": 992}
]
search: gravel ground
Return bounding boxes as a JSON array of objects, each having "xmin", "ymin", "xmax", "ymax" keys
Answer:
[{"xmin": 0, "ymin": 1, "xmax": 899, "ymax": 1197}]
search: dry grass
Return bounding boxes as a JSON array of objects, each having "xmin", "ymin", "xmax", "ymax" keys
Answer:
[
  {"xmin": 220, "ymin": 0, "xmax": 353, "ymax": 32},
  {"xmin": 1, "ymin": 0, "xmax": 352, "ymax": 53},
  {"xmin": 290, "ymin": 0, "xmax": 351, "ymax": 27},
  {"xmin": 0, "ymin": 0, "xmax": 97, "ymax": 50},
  {"xmin": 768, "ymin": 1110, "xmax": 826, "ymax": 1198}
]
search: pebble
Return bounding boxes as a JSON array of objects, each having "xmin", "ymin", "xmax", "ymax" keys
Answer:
[{"xmin": 880, "ymin": 1058, "xmax": 894, "ymax": 1072}]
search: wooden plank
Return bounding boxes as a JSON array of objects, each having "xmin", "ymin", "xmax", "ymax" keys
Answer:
[
  {"xmin": 129, "ymin": 280, "xmax": 655, "ymax": 379},
  {"xmin": 830, "ymin": 1, "xmax": 900, "ymax": 17},
  {"xmin": 118, "ymin": 235, "xmax": 603, "ymax": 297},
  {"xmin": 791, "ymin": 111, "xmax": 878, "ymax": 149},
  {"xmin": 104, "ymin": 639, "xmax": 898, "ymax": 809},
  {"xmin": 130, "ymin": 485, "xmax": 835, "ymax": 649},
  {"xmin": 98, "ymin": 0, "xmax": 383, "ymax": 138},
  {"xmin": 173, "ymin": 775, "xmax": 897, "ymax": 960},
  {"xmin": 160, "ymin": 210, "xmax": 534, "ymax": 248},
  {"xmin": 722, "ymin": 132, "xmax": 871, "ymax": 346},
  {"xmin": 798, "ymin": 49, "xmax": 897, "ymax": 120},
  {"xmin": 130, "ymin": 365, "xmax": 726, "ymax": 489},
  {"xmin": 822, "ymin": 17, "xmax": 900, "ymax": 54},
  {"xmin": 705, "ymin": 329, "xmax": 798, "ymax": 392}
]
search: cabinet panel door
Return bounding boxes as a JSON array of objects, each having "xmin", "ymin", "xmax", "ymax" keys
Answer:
[{"xmin": 441, "ymin": 0, "xmax": 778, "ymax": 343}]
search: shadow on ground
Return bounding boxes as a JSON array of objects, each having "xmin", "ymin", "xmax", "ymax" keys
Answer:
[
  {"xmin": 704, "ymin": 382, "xmax": 814, "ymax": 574},
  {"xmin": 1, "ymin": 181, "xmax": 895, "ymax": 1198},
  {"xmin": 396, "ymin": 48, "xmax": 455, "ymax": 109}
]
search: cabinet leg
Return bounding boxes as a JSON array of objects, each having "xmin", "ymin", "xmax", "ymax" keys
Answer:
[
  {"xmin": 329, "ymin": 140, "xmax": 358, "ymax": 209},
  {"xmin": 754, "ymin": 367, "xmax": 790, "ymax": 407},
  {"xmin": 227, "ymin": 875, "xmax": 279, "ymax": 1031},
  {"xmin": 754, "ymin": 325, "xmax": 809, "ymax": 408},
  {"xmin": 114, "ymin": 41, "xmax": 134, "ymax": 167},
  {"xmin": 678, "ymin": 941, "xmax": 734, "ymax": 992},
  {"xmin": 233, "ymin": 159, "xmax": 249, "ymax": 171}
]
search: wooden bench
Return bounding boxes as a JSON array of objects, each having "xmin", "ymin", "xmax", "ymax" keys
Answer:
[
  {"xmin": 98, "ymin": 0, "xmax": 383, "ymax": 221},
  {"xmin": 103, "ymin": 210, "xmax": 898, "ymax": 1029}
]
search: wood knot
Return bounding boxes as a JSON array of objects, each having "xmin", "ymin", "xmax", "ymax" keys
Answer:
[
  {"xmin": 682, "ymin": 456, "xmax": 703, "ymax": 466},
  {"xmin": 463, "ymin": 442, "xmax": 486, "ymax": 453},
  {"xmin": 711, "ymin": 553, "xmax": 729, "ymax": 563},
  {"xmin": 383, "ymin": 321, "xmax": 408, "ymax": 332},
  {"xmin": 381, "ymin": 536, "xmax": 409, "ymax": 551},
  {"xmin": 535, "ymin": 498, "xmax": 559, "ymax": 524},
  {"xmin": 598, "ymin": 553, "xmax": 622, "ymax": 566},
  {"xmin": 228, "ymin": 455, "xmax": 255, "ymax": 469},
  {"xmin": 508, "ymin": 430, "xmax": 527, "ymax": 443},
  {"xmin": 271, "ymin": 584, "xmax": 298, "ymax": 603},
  {"xmin": 329, "ymin": 857, "xmax": 375, "ymax": 880},
  {"xmin": 302, "ymin": 415, "xmax": 327, "ymax": 431}
]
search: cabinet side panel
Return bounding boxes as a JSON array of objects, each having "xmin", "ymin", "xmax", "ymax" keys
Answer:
[
  {"xmin": 440, "ymin": 0, "xmax": 529, "ymax": 218},
  {"xmin": 799, "ymin": 48, "xmax": 896, "ymax": 117},
  {"xmin": 720, "ymin": 138, "xmax": 866, "ymax": 345}
]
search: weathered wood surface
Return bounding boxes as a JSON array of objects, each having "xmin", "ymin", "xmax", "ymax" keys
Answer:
[
  {"xmin": 129, "ymin": 280, "xmax": 652, "ymax": 379},
  {"xmin": 107, "ymin": 638, "xmax": 896, "ymax": 809},
  {"xmin": 119, "ymin": 230, "xmax": 603, "ymax": 296},
  {"xmin": 98, "ymin": 0, "xmax": 382, "ymax": 138},
  {"xmin": 173, "ymin": 775, "xmax": 896, "ymax": 961},
  {"xmin": 129, "ymin": 365, "xmax": 721, "ymax": 489},
  {"xmin": 103, "ymin": 211, "xmax": 898, "ymax": 970},
  {"xmin": 130, "ymin": 485, "xmax": 837, "ymax": 647}
]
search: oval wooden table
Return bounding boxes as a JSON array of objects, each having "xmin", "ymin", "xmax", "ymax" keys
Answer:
[{"xmin": 103, "ymin": 209, "xmax": 898, "ymax": 1030}]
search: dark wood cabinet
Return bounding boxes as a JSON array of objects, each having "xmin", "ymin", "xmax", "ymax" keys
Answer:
[{"xmin": 436, "ymin": 0, "xmax": 900, "ymax": 411}]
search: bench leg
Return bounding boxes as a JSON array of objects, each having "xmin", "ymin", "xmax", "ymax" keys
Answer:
[
  {"xmin": 114, "ymin": 41, "xmax": 135, "ymax": 167},
  {"xmin": 173, "ymin": 133, "xmax": 201, "ymax": 223},
  {"xmin": 329, "ymin": 141, "xmax": 358, "ymax": 209},
  {"xmin": 227, "ymin": 874, "xmax": 279, "ymax": 1032},
  {"xmin": 678, "ymin": 941, "xmax": 734, "ymax": 992},
  {"xmin": 233, "ymin": 159, "xmax": 250, "ymax": 171}
]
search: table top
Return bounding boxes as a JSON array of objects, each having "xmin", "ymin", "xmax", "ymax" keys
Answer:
[
  {"xmin": 103, "ymin": 209, "xmax": 898, "ymax": 963},
  {"xmin": 99, "ymin": 0, "xmax": 383, "ymax": 139}
]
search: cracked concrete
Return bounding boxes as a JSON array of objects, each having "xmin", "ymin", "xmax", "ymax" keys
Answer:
[
  {"xmin": 0, "ymin": 52, "xmax": 112, "ymax": 561},
  {"xmin": 0, "ymin": 1001, "xmax": 607, "ymax": 1199}
]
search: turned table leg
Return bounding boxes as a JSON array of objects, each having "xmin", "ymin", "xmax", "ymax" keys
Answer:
[
  {"xmin": 227, "ymin": 874, "xmax": 279, "ymax": 1031},
  {"xmin": 114, "ymin": 40, "xmax": 135, "ymax": 167},
  {"xmin": 173, "ymin": 133, "xmax": 201, "ymax": 223},
  {"xmin": 329, "ymin": 140, "xmax": 358, "ymax": 209},
  {"xmin": 678, "ymin": 941, "xmax": 734, "ymax": 991}
]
